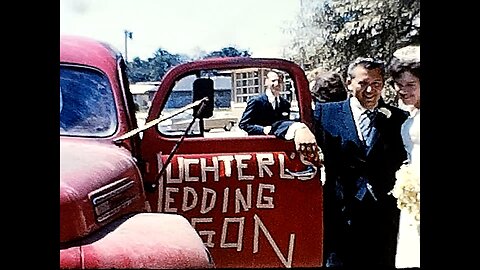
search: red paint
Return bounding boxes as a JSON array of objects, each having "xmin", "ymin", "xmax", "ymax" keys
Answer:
[
  {"xmin": 60, "ymin": 35, "xmax": 323, "ymax": 269},
  {"xmin": 60, "ymin": 36, "xmax": 214, "ymax": 269},
  {"xmin": 140, "ymin": 58, "xmax": 323, "ymax": 268}
]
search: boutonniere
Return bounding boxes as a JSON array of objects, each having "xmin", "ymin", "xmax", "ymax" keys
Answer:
[{"xmin": 378, "ymin": 107, "xmax": 392, "ymax": 118}]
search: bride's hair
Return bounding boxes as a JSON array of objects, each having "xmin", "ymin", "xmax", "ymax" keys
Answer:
[{"xmin": 389, "ymin": 45, "xmax": 420, "ymax": 81}]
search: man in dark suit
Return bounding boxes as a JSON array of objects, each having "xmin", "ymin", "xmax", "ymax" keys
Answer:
[
  {"xmin": 272, "ymin": 57, "xmax": 408, "ymax": 267},
  {"xmin": 239, "ymin": 71, "xmax": 291, "ymax": 135}
]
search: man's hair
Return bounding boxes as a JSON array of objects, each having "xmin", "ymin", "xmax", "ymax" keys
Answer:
[
  {"xmin": 347, "ymin": 57, "xmax": 385, "ymax": 79},
  {"xmin": 311, "ymin": 71, "xmax": 348, "ymax": 103},
  {"xmin": 265, "ymin": 70, "xmax": 284, "ymax": 89},
  {"xmin": 266, "ymin": 70, "xmax": 284, "ymax": 80}
]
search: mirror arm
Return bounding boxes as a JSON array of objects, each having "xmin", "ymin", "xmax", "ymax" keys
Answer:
[
  {"xmin": 113, "ymin": 97, "xmax": 209, "ymax": 143},
  {"xmin": 149, "ymin": 98, "xmax": 209, "ymax": 190}
]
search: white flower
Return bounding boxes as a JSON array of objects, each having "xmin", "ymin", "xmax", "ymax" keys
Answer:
[
  {"xmin": 378, "ymin": 107, "xmax": 392, "ymax": 118},
  {"xmin": 391, "ymin": 163, "xmax": 420, "ymax": 223}
]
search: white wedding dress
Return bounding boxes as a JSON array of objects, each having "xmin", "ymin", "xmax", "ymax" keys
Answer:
[{"xmin": 395, "ymin": 108, "xmax": 420, "ymax": 268}]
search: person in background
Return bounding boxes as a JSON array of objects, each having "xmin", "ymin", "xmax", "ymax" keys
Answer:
[
  {"xmin": 388, "ymin": 45, "xmax": 421, "ymax": 269},
  {"xmin": 310, "ymin": 70, "xmax": 349, "ymax": 103},
  {"xmin": 239, "ymin": 70, "xmax": 291, "ymax": 135},
  {"xmin": 271, "ymin": 57, "xmax": 408, "ymax": 267}
]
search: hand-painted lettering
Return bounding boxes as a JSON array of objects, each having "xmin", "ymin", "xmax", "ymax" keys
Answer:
[{"xmin": 156, "ymin": 152, "xmax": 315, "ymax": 267}]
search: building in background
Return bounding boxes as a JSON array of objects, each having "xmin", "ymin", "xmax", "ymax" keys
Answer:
[
  {"xmin": 130, "ymin": 82, "xmax": 159, "ymax": 112},
  {"xmin": 130, "ymin": 68, "xmax": 298, "ymax": 126},
  {"xmin": 230, "ymin": 68, "xmax": 294, "ymax": 103}
]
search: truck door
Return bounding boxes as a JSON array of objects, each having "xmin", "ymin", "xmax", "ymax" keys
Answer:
[{"xmin": 140, "ymin": 58, "xmax": 323, "ymax": 268}]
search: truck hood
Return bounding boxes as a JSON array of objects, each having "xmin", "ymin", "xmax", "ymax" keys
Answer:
[{"xmin": 60, "ymin": 139, "xmax": 146, "ymax": 243}]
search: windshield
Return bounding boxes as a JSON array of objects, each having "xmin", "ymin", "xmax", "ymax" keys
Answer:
[{"xmin": 60, "ymin": 65, "xmax": 117, "ymax": 137}]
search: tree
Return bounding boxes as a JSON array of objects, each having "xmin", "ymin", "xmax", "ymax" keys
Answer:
[
  {"xmin": 203, "ymin": 46, "xmax": 251, "ymax": 59},
  {"xmin": 146, "ymin": 48, "xmax": 188, "ymax": 81},
  {"xmin": 127, "ymin": 57, "xmax": 151, "ymax": 83},
  {"xmin": 126, "ymin": 46, "xmax": 251, "ymax": 83},
  {"xmin": 126, "ymin": 49, "xmax": 188, "ymax": 83},
  {"xmin": 285, "ymin": 0, "xmax": 420, "ymax": 76}
]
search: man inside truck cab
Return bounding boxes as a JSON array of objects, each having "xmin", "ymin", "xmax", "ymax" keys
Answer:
[{"xmin": 238, "ymin": 70, "xmax": 291, "ymax": 135}]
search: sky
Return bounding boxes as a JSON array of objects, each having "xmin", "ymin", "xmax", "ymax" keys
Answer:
[{"xmin": 60, "ymin": 0, "xmax": 301, "ymax": 60}]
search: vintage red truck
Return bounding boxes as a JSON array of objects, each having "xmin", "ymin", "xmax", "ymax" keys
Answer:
[{"xmin": 60, "ymin": 35, "xmax": 324, "ymax": 269}]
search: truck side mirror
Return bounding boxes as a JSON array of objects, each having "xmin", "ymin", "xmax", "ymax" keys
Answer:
[{"xmin": 192, "ymin": 78, "xmax": 214, "ymax": 119}]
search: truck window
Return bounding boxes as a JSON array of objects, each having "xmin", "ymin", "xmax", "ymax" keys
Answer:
[
  {"xmin": 157, "ymin": 67, "xmax": 299, "ymax": 138},
  {"xmin": 60, "ymin": 65, "xmax": 118, "ymax": 137}
]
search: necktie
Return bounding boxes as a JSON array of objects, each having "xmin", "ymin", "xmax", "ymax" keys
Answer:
[
  {"xmin": 359, "ymin": 110, "xmax": 375, "ymax": 147},
  {"xmin": 274, "ymin": 97, "xmax": 280, "ymax": 110}
]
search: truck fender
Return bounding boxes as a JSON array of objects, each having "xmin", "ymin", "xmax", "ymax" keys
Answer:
[{"xmin": 60, "ymin": 213, "xmax": 214, "ymax": 269}]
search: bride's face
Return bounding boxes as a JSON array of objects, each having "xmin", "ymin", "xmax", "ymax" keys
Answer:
[{"xmin": 393, "ymin": 71, "xmax": 420, "ymax": 108}]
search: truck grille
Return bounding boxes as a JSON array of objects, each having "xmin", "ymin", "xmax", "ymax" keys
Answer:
[{"xmin": 89, "ymin": 178, "xmax": 135, "ymax": 223}]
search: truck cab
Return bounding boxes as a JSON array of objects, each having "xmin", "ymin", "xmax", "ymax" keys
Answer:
[
  {"xmin": 60, "ymin": 35, "xmax": 213, "ymax": 269},
  {"xmin": 60, "ymin": 35, "xmax": 324, "ymax": 269}
]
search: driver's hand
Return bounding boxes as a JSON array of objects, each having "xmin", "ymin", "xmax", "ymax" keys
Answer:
[
  {"xmin": 294, "ymin": 126, "xmax": 316, "ymax": 150},
  {"xmin": 294, "ymin": 127, "xmax": 324, "ymax": 166},
  {"xmin": 263, "ymin": 126, "xmax": 272, "ymax": 135}
]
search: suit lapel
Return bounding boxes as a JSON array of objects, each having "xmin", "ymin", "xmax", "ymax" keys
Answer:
[
  {"xmin": 366, "ymin": 125, "xmax": 379, "ymax": 156},
  {"xmin": 366, "ymin": 99, "xmax": 392, "ymax": 156},
  {"xmin": 260, "ymin": 94, "xmax": 272, "ymax": 110},
  {"xmin": 341, "ymin": 101, "xmax": 363, "ymax": 147},
  {"xmin": 366, "ymin": 109, "xmax": 389, "ymax": 156}
]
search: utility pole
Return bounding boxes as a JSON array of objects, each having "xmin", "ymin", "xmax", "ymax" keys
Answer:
[
  {"xmin": 124, "ymin": 30, "xmax": 133, "ymax": 62},
  {"xmin": 300, "ymin": 47, "xmax": 306, "ymax": 70}
]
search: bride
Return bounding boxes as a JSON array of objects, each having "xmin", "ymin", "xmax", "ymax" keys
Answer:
[{"xmin": 388, "ymin": 45, "xmax": 420, "ymax": 269}]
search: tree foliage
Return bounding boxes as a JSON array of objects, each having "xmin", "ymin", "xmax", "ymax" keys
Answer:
[
  {"xmin": 285, "ymin": 0, "xmax": 420, "ymax": 76},
  {"xmin": 126, "ymin": 46, "xmax": 250, "ymax": 83},
  {"xmin": 202, "ymin": 47, "xmax": 251, "ymax": 59},
  {"xmin": 126, "ymin": 49, "xmax": 188, "ymax": 83}
]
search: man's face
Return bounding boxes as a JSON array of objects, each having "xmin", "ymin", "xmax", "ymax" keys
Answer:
[
  {"xmin": 347, "ymin": 66, "xmax": 383, "ymax": 109},
  {"xmin": 266, "ymin": 72, "xmax": 283, "ymax": 95}
]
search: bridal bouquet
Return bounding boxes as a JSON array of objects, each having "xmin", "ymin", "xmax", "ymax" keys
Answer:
[{"xmin": 390, "ymin": 163, "xmax": 420, "ymax": 223}]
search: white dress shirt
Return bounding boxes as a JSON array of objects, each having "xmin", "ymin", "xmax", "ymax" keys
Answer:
[
  {"xmin": 266, "ymin": 89, "xmax": 279, "ymax": 109},
  {"xmin": 350, "ymin": 97, "xmax": 374, "ymax": 141}
]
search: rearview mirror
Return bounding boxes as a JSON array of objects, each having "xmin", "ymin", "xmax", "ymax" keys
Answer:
[{"xmin": 193, "ymin": 78, "xmax": 214, "ymax": 118}]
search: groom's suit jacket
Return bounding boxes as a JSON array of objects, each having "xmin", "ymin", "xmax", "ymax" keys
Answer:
[
  {"xmin": 239, "ymin": 94, "xmax": 290, "ymax": 135},
  {"xmin": 315, "ymin": 99, "xmax": 408, "ymax": 204},
  {"xmin": 273, "ymin": 98, "xmax": 408, "ymax": 266}
]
